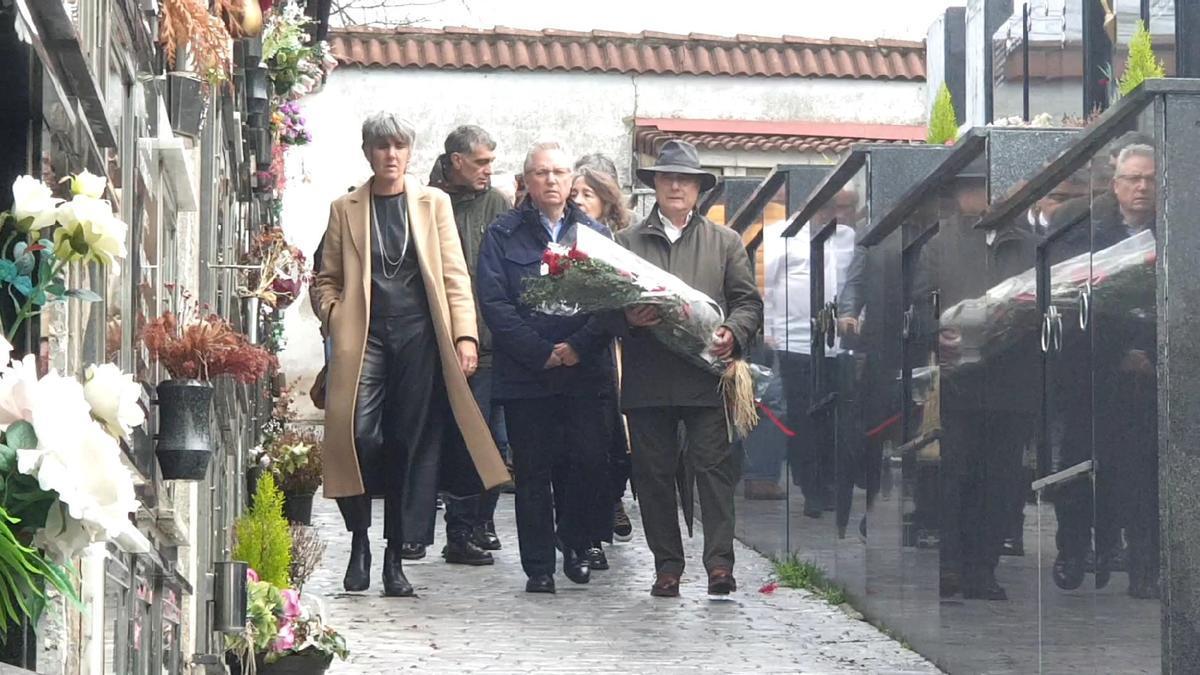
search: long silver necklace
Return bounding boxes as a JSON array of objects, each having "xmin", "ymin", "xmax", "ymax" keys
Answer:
[{"xmin": 371, "ymin": 193, "xmax": 409, "ymax": 280}]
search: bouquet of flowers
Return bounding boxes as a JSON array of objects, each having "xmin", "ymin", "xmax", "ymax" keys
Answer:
[
  {"xmin": 273, "ymin": 102, "xmax": 310, "ymax": 146},
  {"xmin": 522, "ymin": 227, "xmax": 759, "ymax": 437},
  {"xmin": 250, "ymin": 430, "xmax": 322, "ymax": 495},
  {"xmin": 240, "ymin": 227, "xmax": 309, "ymax": 310},
  {"xmin": 262, "ymin": 2, "xmax": 337, "ymax": 100},
  {"xmin": 0, "ymin": 171, "xmax": 128, "ymax": 341},
  {"xmin": 0, "ymin": 334, "xmax": 143, "ymax": 633},
  {"xmin": 226, "ymin": 568, "xmax": 349, "ymax": 675},
  {"xmin": 939, "ymin": 229, "xmax": 1156, "ymax": 370}
]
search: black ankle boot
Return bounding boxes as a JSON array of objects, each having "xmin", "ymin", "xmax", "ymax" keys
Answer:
[
  {"xmin": 443, "ymin": 531, "xmax": 494, "ymax": 565},
  {"xmin": 382, "ymin": 546, "xmax": 414, "ymax": 597},
  {"xmin": 344, "ymin": 531, "xmax": 371, "ymax": 592}
]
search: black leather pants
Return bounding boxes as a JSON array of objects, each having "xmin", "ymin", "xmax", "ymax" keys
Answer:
[{"xmin": 337, "ymin": 313, "xmax": 443, "ymax": 544}]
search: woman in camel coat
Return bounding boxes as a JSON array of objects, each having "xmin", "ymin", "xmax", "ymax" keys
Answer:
[{"xmin": 311, "ymin": 112, "xmax": 509, "ymax": 596}]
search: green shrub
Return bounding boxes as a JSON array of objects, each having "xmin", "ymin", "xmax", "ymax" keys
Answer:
[
  {"xmin": 1118, "ymin": 20, "xmax": 1166, "ymax": 97},
  {"xmin": 927, "ymin": 82, "xmax": 959, "ymax": 145},
  {"xmin": 233, "ymin": 473, "xmax": 292, "ymax": 588}
]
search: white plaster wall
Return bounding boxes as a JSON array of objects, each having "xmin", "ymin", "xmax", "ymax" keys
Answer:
[{"xmin": 279, "ymin": 67, "xmax": 926, "ymax": 418}]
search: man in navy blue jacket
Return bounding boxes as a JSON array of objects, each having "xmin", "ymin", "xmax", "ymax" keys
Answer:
[{"xmin": 476, "ymin": 141, "xmax": 615, "ymax": 594}]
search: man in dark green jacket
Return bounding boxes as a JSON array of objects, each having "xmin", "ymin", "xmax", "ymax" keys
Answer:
[
  {"xmin": 428, "ymin": 125, "xmax": 512, "ymax": 564},
  {"xmin": 616, "ymin": 140, "xmax": 763, "ymax": 597}
]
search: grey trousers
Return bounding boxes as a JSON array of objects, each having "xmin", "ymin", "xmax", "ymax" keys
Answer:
[{"xmin": 627, "ymin": 406, "xmax": 741, "ymax": 577}]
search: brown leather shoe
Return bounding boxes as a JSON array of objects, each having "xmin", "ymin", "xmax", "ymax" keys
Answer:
[
  {"xmin": 708, "ymin": 567, "xmax": 737, "ymax": 595},
  {"xmin": 650, "ymin": 572, "xmax": 681, "ymax": 597},
  {"xmin": 744, "ymin": 479, "xmax": 787, "ymax": 500}
]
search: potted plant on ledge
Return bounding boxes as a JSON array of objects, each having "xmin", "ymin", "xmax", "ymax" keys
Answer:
[
  {"xmin": 228, "ymin": 475, "xmax": 348, "ymax": 674},
  {"xmin": 140, "ymin": 294, "xmax": 278, "ymax": 480},
  {"xmin": 251, "ymin": 431, "xmax": 321, "ymax": 525}
]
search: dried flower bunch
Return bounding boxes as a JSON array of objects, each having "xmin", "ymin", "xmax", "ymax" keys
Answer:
[
  {"xmin": 159, "ymin": 0, "xmax": 235, "ymax": 86},
  {"xmin": 241, "ymin": 228, "xmax": 309, "ymax": 310},
  {"xmin": 140, "ymin": 289, "xmax": 277, "ymax": 383}
]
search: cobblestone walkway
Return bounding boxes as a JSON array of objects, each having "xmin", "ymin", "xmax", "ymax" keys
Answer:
[{"xmin": 305, "ymin": 492, "xmax": 938, "ymax": 674}]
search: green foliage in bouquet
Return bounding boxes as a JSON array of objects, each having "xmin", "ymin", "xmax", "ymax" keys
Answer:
[
  {"xmin": 927, "ymin": 83, "xmax": 959, "ymax": 145},
  {"xmin": 234, "ymin": 473, "xmax": 292, "ymax": 588},
  {"xmin": 1119, "ymin": 20, "xmax": 1166, "ymax": 97},
  {"xmin": 521, "ymin": 252, "xmax": 645, "ymax": 313}
]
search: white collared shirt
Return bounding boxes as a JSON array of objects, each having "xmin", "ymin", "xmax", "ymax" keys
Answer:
[
  {"xmin": 661, "ymin": 209, "xmax": 693, "ymax": 243},
  {"xmin": 762, "ymin": 220, "xmax": 857, "ymax": 355}
]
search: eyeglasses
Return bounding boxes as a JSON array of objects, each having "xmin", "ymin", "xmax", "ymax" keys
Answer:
[
  {"xmin": 1115, "ymin": 174, "xmax": 1155, "ymax": 185},
  {"xmin": 528, "ymin": 168, "xmax": 572, "ymax": 180}
]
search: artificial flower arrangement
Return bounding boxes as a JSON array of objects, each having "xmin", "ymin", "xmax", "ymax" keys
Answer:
[
  {"xmin": 0, "ymin": 344, "xmax": 144, "ymax": 633},
  {"xmin": 140, "ymin": 291, "xmax": 278, "ymax": 383},
  {"xmin": 262, "ymin": 2, "xmax": 337, "ymax": 101},
  {"xmin": 240, "ymin": 227, "xmax": 309, "ymax": 311},
  {"xmin": 0, "ymin": 171, "xmax": 143, "ymax": 635},
  {"xmin": 250, "ymin": 430, "xmax": 322, "ymax": 497},
  {"xmin": 1, "ymin": 172, "xmax": 128, "ymax": 341},
  {"xmin": 273, "ymin": 102, "xmax": 311, "ymax": 146},
  {"xmin": 227, "ymin": 475, "xmax": 347, "ymax": 674}
]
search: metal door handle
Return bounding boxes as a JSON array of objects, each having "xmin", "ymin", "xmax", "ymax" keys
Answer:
[
  {"xmin": 902, "ymin": 305, "xmax": 914, "ymax": 340},
  {"xmin": 1053, "ymin": 308, "xmax": 1063, "ymax": 353},
  {"xmin": 1041, "ymin": 312, "xmax": 1051, "ymax": 353},
  {"xmin": 1078, "ymin": 286, "xmax": 1091, "ymax": 331}
]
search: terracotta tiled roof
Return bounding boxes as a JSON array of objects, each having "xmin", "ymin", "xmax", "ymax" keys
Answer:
[
  {"xmin": 330, "ymin": 26, "xmax": 926, "ymax": 80},
  {"xmin": 635, "ymin": 118, "xmax": 926, "ymax": 156}
]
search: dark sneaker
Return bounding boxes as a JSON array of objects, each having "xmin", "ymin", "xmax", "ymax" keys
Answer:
[
  {"xmin": 587, "ymin": 546, "xmax": 609, "ymax": 570},
  {"xmin": 613, "ymin": 502, "xmax": 633, "ymax": 542}
]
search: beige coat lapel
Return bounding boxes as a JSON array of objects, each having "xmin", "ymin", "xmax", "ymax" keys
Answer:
[{"xmin": 345, "ymin": 182, "xmax": 372, "ymax": 303}]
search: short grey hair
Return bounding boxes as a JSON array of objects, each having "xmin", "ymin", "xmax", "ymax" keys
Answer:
[
  {"xmin": 1116, "ymin": 143, "xmax": 1155, "ymax": 170},
  {"xmin": 523, "ymin": 141, "xmax": 569, "ymax": 174},
  {"xmin": 361, "ymin": 112, "xmax": 416, "ymax": 149},
  {"xmin": 444, "ymin": 125, "xmax": 496, "ymax": 156}
]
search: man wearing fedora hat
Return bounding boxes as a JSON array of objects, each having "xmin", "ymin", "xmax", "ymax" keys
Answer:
[{"xmin": 614, "ymin": 139, "xmax": 762, "ymax": 597}]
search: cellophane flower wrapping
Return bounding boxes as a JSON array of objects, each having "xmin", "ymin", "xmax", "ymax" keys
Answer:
[
  {"xmin": 939, "ymin": 229, "xmax": 1156, "ymax": 370},
  {"xmin": 522, "ymin": 227, "xmax": 759, "ymax": 436},
  {"xmin": 523, "ymin": 226, "xmax": 728, "ymax": 375}
]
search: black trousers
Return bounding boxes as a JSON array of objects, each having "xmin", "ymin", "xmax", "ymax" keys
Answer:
[
  {"xmin": 778, "ymin": 352, "xmax": 835, "ymax": 506},
  {"xmin": 551, "ymin": 390, "xmax": 628, "ymax": 543},
  {"xmin": 628, "ymin": 406, "xmax": 740, "ymax": 576},
  {"xmin": 337, "ymin": 314, "xmax": 443, "ymax": 544},
  {"xmin": 504, "ymin": 395, "xmax": 610, "ymax": 578},
  {"xmin": 939, "ymin": 407, "xmax": 1030, "ymax": 578}
]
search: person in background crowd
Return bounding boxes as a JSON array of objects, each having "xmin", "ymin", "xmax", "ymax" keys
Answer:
[
  {"xmin": 755, "ymin": 188, "xmax": 858, "ymax": 517},
  {"xmin": 615, "ymin": 139, "xmax": 763, "ymax": 597},
  {"xmin": 427, "ymin": 124, "xmax": 513, "ymax": 566},
  {"xmin": 563, "ymin": 164, "xmax": 634, "ymax": 570},
  {"xmin": 1092, "ymin": 143, "xmax": 1159, "ymax": 599},
  {"xmin": 571, "ymin": 167, "xmax": 631, "ymax": 232},
  {"xmin": 311, "ymin": 112, "xmax": 508, "ymax": 597},
  {"xmin": 576, "ymin": 152, "xmax": 639, "ymax": 224},
  {"xmin": 477, "ymin": 141, "xmax": 616, "ymax": 594}
]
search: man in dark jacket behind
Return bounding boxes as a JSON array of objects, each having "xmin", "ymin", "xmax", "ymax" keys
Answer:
[
  {"xmin": 615, "ymin": 140, "xmax": 763, "ymax": 597},
  {"xmin": 477, "ymin": 141, "xmax": 615, "ymax": 594},
  {"xmin": 428, "ymin": 125, "xmax": 512, "ymax": 565}
]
